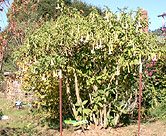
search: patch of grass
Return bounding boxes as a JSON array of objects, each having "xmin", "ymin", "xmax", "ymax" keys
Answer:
[
  {"xmin": 0, "ymin": 98, "xmax": 8, "ymax": 107},
  {"xmin": 0, "ymin": 97, "xmax": 59, "ymax": 135}
]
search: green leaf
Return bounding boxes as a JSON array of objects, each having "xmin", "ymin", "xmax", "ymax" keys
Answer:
[
  {"xmin": 94, "ymin": 105, "xmax": 98, "ymax": 111},
  {"xmin": 84, "ymin": 108, "xmax": 91, "ymax": 115},
  {"xmin": 75, "ymin": 111, "xmax": 78, "ymax": 117},
  {"xmin": 75, "ymin": 102, "xmax": 80, "ymax": 106},
  {"xmin": 82, "ymin": 100, "xmax": 88, "ymax": 106},
  {"xmin": 78, "ymin": 107, "xmax": 82, "ymax": 112},
  {"xmin": 134, "ymin": 59, "xmax": 139, "ymax": 64},
  {"xmin": 98, "ymin": 102, "xmax": 103, "ymax": 107}
]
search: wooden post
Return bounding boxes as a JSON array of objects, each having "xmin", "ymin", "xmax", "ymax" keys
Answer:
[
  {"xmin": 59, "ymin": 69, "xmax": 62, "ymax": 136},
  {"xmin": 138, "ymin": 62, "xmax": 142, "ymax": 136}
]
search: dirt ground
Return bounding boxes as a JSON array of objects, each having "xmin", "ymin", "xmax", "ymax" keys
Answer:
[
  {"xmin": 0, "ymin": 94, "xmax": 166, "ymax": 136},
  {"xmin": 1, "ymin": 117, "xmax": 166, "ymax": 136},
  {"xmin": 25, "ymin": 119, "xmax": 165, "ymax": 136},
  {"xmin": 60, "ymin": 120, "xmax": 166, "ymax": 136}
]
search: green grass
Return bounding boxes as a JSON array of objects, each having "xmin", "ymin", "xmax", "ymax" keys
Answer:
[
  {"xmin": 0, "ymin": 96, "xmax": 59, "ymax": 135},
  {"xmin": 0, "ymin": 97, "xmax": 39, "ymax": 135},
  {"xmin": 0, "ymin": 98, "xmax": 8, "ymax": 106}
]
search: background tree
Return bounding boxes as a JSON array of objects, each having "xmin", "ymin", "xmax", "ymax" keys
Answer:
[{"xmin": 0, "ymin": 0, "xmax": 101, "ymax": 80}]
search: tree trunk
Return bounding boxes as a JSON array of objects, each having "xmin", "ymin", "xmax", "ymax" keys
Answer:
[
  {"xmin": 73, "ymin": 68, "xmax": 81, "ymax": 104},
  {"xmin": 65, "ymin": 78, "xmax": 76, "ymax": 116},
  {"xmin": 104, "ymin": 100, "xmax": 107, "ymax": 128},
  {"xmin": 100, "ymin": 109, "xmax": 103, "ymax": 127},
  {"xmin": 114, "ymin": 113, "xmax": 120, "ymax": 126}
]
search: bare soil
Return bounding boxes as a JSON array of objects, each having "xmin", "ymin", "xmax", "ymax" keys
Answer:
[
  {"xmin": 60, "ymin": 120, "xmax": 166, "ymax": 136},
  {"xmin": 0, "ymin": 94, "xmax": 166, "ymax": 136}
]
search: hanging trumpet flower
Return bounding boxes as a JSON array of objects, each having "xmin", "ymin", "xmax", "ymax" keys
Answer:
[
  {"xmin": 91, "ymin": 44, "xmax": 95, "ymax": 54},
  {"xmin": 104, "ymin": 11, "xmax": 109, "ymax": 22},
  {"xmin": 128, "ymin": 65, "xmax": 130, "ymax": 73},
  {"xmin": 32, "ymin": 86, "xmax": 35, "ymax": 90},
  {"xmin": 80, "ymin": 36, "xmax": 83, "ymax": 42},
  {"xmin": 60, "ymin": 40, "xmax": 63, "ymax": 45},
  {"xmin": 99, "ymin": 39, "xmax": 102, "ymax": 48},
  {"xmin": 153, "ymin": 55, "xmax": 157, "ymax": 61},
  {"xmin": 22, "ymin": 64, "xmax": 25, "ymax": 72},
  {"xmin": 110, "ymin": 21, "xmax": 113, "ymax": 27},
  {"xmin": 84, "ymin": 33, "xmax": 89, "ymax": 43},
  {"xmin": 129, "ymin": 40, "xmax": 132, "ymax": 46},
  {"xmin": 50, "ymin": 59, "xmax": 54, "ymax": 66},
  {"xmin": 42, "ymin": 74, "xmax": 46, "ymax": 81},
  {"xmin": 107, "ymin": 12, "xmax": 110, "ymax": 22},
  {"xmin": 53, "ymin": 70, "xmax": 58, "ymax": 77},
  {"xmin": 115, "ymin": 32, "xmax": 118, "ymax": 41},
  {"xmin": 95, "ymin": 42, "xmax": 100, "ymax": 49},
  {"xmin": 116, "ymin": 66, "xmax": 120, "ymax": 75},
  {"xmin": 56, "ymin": 4, "xmax": 60, "ymax": 9},
  {"xmin": 108, "ymin": 46, "xmax": 112, "ymax": 55},
  {"xmin": 133, "ymin": 43, "xmax": 135, "ymax": 50}
]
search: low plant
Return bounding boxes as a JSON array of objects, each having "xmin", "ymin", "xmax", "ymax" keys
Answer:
[
  {"xmin": 150, "ymin": 99, "xmax": 166, "ymax": 119},
  {"xmin": 0, "ymin": 109, "xmax": 3, "ymax": 119}
]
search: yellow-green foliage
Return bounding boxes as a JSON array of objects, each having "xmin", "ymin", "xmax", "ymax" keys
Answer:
[{"xmin": 14, "ymin": 4, "xmax": 164, "ymax": 127}]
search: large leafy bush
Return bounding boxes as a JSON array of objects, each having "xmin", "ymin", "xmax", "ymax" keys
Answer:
[{"xmin": 14, "ymin": 4, "xmax": 164, "ymax": 127}]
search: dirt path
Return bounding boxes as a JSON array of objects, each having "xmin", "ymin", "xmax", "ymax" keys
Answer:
[{"xmin": 60, "ymin": 120, "xmax": 166, "ymax": 136}]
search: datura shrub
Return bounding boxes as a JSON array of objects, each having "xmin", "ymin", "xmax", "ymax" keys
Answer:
[{"xmin": 14, "ymin": 4, "xmax": 165, "ymax": 127}]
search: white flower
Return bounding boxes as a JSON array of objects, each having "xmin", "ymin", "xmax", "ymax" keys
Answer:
[
  {"xmin": 50, "ymin": 59, "xmax": 54, "ymax": 66},
  {"xmin": 99, "ymin": 39, "xmax": 102, "ymax": 48},
  {"xmin": 80, "ymin": 36, "xmax": 83, "ymax": 42},
  {"xmin": 95, "ymin": 43, "xmax": 100, "ymax": 49},
  {"xmin": 42, "ymin": 74, "xmax": 46, "ymax": 81},
  {"xmin": 108, "ymin": 47, "xmax": 112, "ymax": 55},
  {"xmin": 22, "ymin": 64, "xmax": 26, "ymax": 72},
  {"xmin": 56, "ymin": 4, "xmax": 61, "ymax": 9},
  {"xmin": 153, "ymin": 55, "xmax": 157, "ymax": 61},
  {"xmin": 91, "ymin": 50, "xmax": 95, "ymax": 54},
  {"xmin": 110, "ymin": 22, "xmax": 113, "ymax": 27},
  {"xmin": 116, "ymin": 66, "xmax": 120, "ymax": 76},
  {"xmin": 84, "ymin": 33, "xmax": 89, "ymax": 43},
  {"xmin": 108, "ymin": 51, "xmax": 112, "ymax": 55},
  {"xmin": 32, "ymin": 87, "xmax": 35, "ymax": 90},
  {"xmin": 53, "ymin": 70, "xmax": 58, "ymax": 77}
]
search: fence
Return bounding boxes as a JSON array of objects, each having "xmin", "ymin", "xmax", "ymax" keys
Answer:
[
  {"xmin": 0, "ymin": 79, "xmax": 36, "ymax": 105},
  {"xmin": 0, "ymin": 81, "xmax": 6, "ymax": 93}
]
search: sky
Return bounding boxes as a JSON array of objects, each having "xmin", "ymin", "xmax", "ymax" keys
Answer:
[
  {"xmin": 81, "ymin": 0, "xmax": 166, "ymax": 31},
  {"xmin": 0, "ymin": 0, "xmax": 12, "ymax": 31},
  {"xmin": 0, "ymin": 0, "xmax": 166, "ymax": 31}
]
